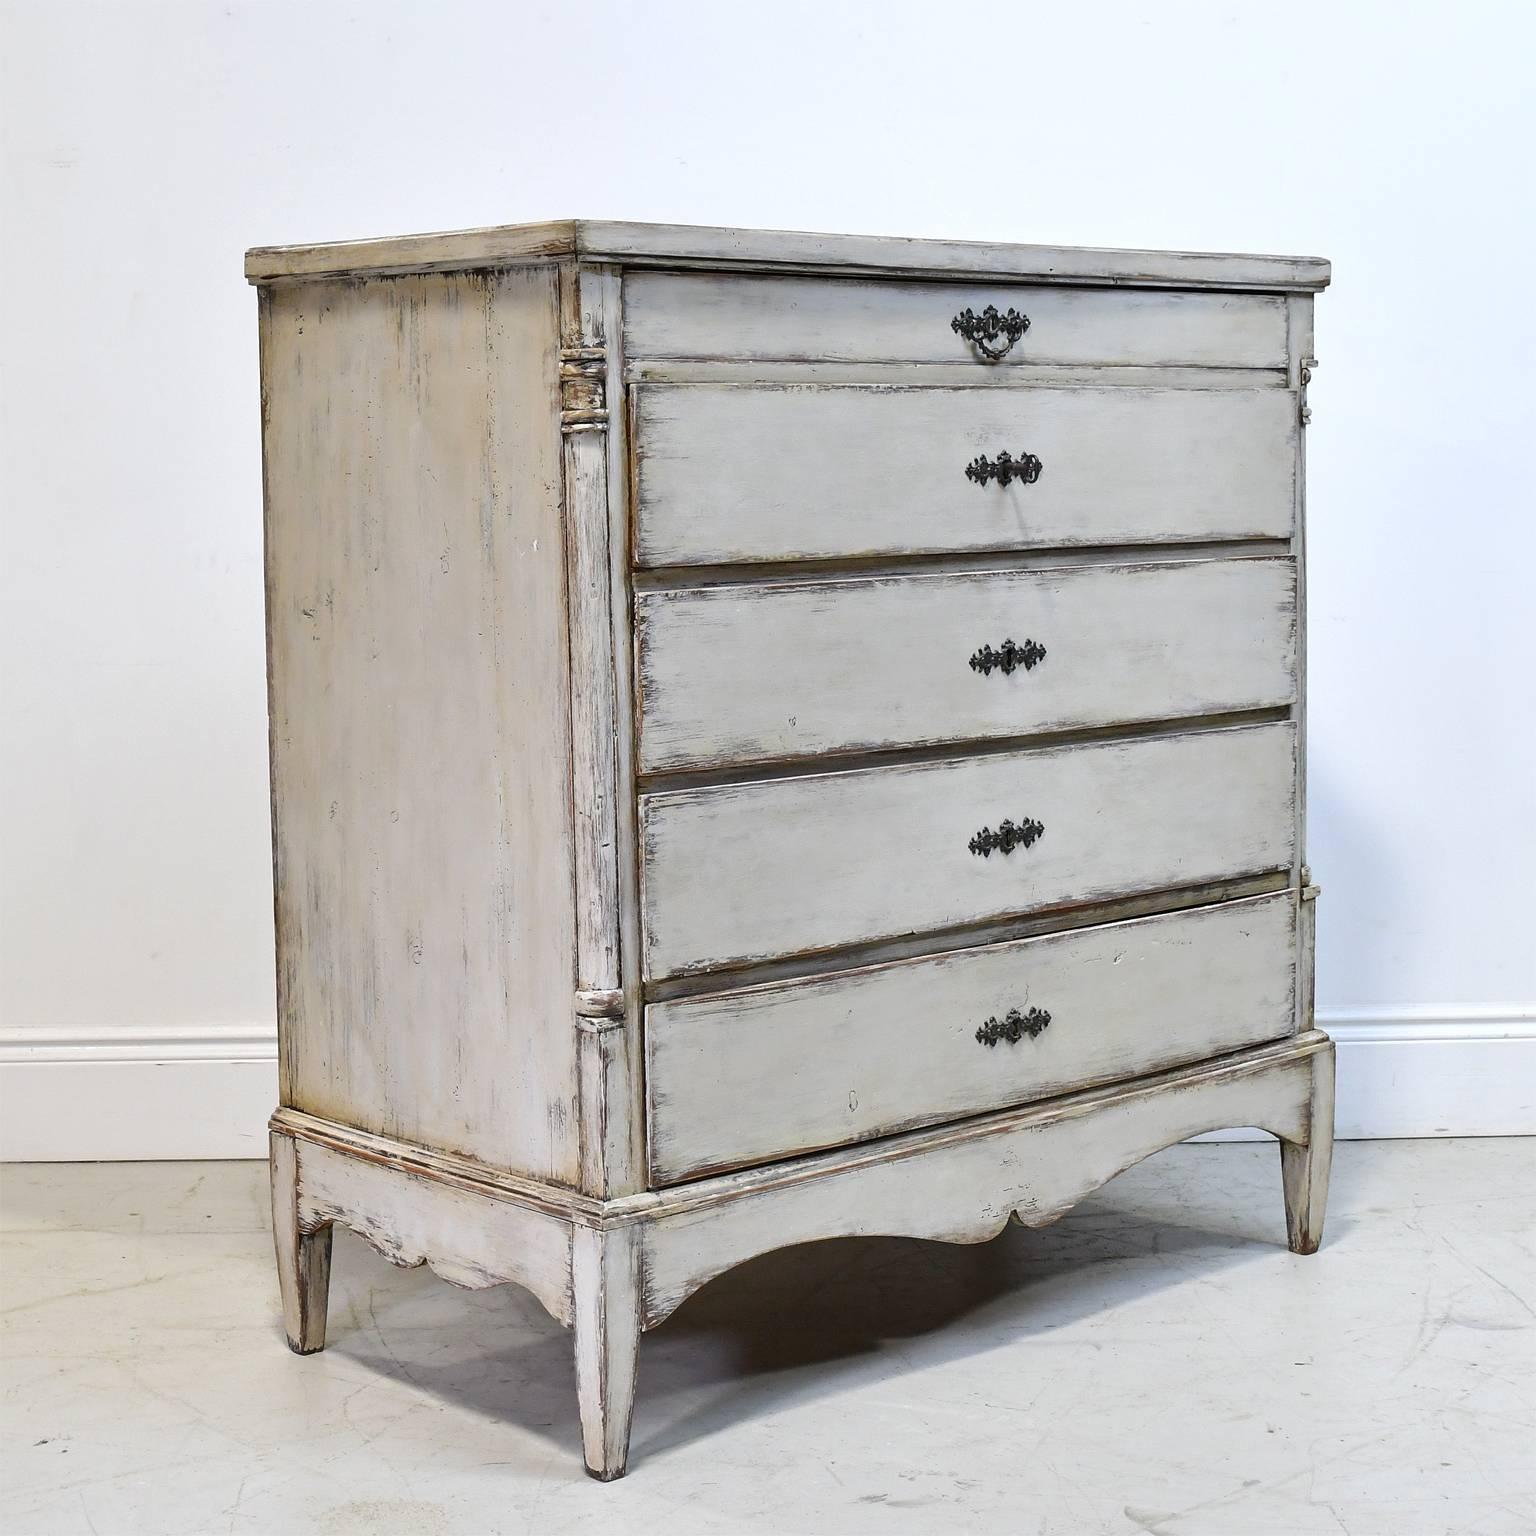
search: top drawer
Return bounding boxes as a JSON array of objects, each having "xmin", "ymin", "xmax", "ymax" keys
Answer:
[{"xmin": 624, "ymin": 272, "xmax": 1290, "ymax": 371}]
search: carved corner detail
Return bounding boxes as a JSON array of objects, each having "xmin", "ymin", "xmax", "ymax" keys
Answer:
[
  {"xmin": 1299, "ymin": 356, "xmax": 1317, "ymax": 425},
  {"xmin": 575, "ymin": 988, "xmax": 626, "ymax": 1031},
  {"xmin": 560, "ymin": 345, "xmax": 608, "ymax": 435}
]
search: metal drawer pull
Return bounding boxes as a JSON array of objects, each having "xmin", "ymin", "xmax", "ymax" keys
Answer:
[
  {"xmin": 969, "ymin": 638, "xmax": 1047, "ymax": 676},
  {"xmin": 968, "ymin": 817, "xmax": 1044, "ymax": 857},
  {"xmin": 976, "ymin": 1007, "xmax": 1052, "ymax": 1047},
  {"xmin": 951, "ymin": 304, "xmax": 1030, "ymax": 361},
  {"xmin": 965, "ymin": 450, "xmax": 1043, "ymax": 488}
]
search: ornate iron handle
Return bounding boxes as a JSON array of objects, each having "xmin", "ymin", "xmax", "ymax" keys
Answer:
[
  {"xmin": 965, "ymin": 451, "xmax": 1043, "ymax": 488},
  {"xmin": 968, "ymin": 817, "xmax": 1044, "ymax": 857},
  {"xmin": 970, "ymin": 638, "xmax": 1047, "ymax": 676},
  {"xmin": 951, "ymin": 304, "xmax": 1030, "ymax": 361},
  {"xmin": 976, "ymin": 1007, "xmax": 1052, "ymax": 1047}
]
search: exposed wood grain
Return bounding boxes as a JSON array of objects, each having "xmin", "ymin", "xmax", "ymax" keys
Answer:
[
  {"xmin": 246, "ymin": 220, "xmax": 1330, "ymax": 291},
  {"xmin": 625, "ymin": 272, "xmax": 1288, "ymax": 368},
  {"xmin": 633, "ymin": 384, "xmax": 1298, "ymax": 567},
  {"xmin": 640, "ymin": 722, "xmax": 1296, "ymax": 980},
  {"xmin": 631, "ymin": 539, "xmax": 1294, "ymax": 594},
  {"xmin": 261, "ymin": 268, "xmax": 579, "ymax": 1181},
  {"xmin": 640, "ymin": 1032, "xmax": 1333, "ymax": 1326},
  {"xmin": 636, "ymin": 557, "xmax": 1297, "ymax": 772},
  {"xmin": 646, "ymin": 892, "xmax": 1298, "ymax": 1183}
]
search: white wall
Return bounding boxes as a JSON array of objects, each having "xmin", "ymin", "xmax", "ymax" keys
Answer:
[{"xmin": 2, "ymin": 0, "xmax": 1532, "ymax": 1158}]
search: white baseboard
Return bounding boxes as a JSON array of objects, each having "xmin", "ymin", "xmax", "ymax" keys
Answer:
[
  {"xmin": 0, "ymin": 1026, "xmax": 277, "ymax": 1162},
  {"xmin": 1200, "ymin": 1006, "xmax": 1536, "ymax": 1142},
  {"xmin": 1, "ymin": 1008, "xmax": 1532, "ymax": 1161},
  {"xmin": 1324, "ymin": 1005, "xmax": 1536, "ymax": 1138}
]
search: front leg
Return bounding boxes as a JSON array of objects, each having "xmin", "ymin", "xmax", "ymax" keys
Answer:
[
  {"xmin": 270, "ymin": 1130, "xmax": 332, "ymax": 1353},
  {"xmin": 1279, "ymin": 1037, "xmax": 1335, "ymax": 1254},
  {"xmin": 572, "ymin": 1224, "xmax": 641, "ymax": 1480}
]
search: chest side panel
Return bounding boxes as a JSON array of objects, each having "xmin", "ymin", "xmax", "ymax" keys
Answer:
[{"xmin": 261, "ymin": 267, "xmax": 580, "ymax": 1181}]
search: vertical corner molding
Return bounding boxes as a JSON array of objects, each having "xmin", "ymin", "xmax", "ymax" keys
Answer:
[
  {"xmin": 556, "ymin": 267, "xmax": 621, "ymax": 998},
  {"xmin": 556, "ymin": 264, "xmax": 642, "ymax": 1199},
  {"xmin": 1298, "ymin": 355, "xmax": 1317, "ymax": 425}
]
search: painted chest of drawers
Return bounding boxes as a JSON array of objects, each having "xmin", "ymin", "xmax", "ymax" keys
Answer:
[{"xmin": 248, "ymin": 221, "xmax": 1334, "ymax": 1479}]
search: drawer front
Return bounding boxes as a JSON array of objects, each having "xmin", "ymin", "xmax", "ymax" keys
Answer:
[
  {"xmin": 636, "ymin": 557, "xmax": 1296, "ymax": 773},
  {"xmin": 624, "ymin": 273, "xmax": 1289, "ymax": 370},
  {"xmin": 639, "ymin": 722, "xmax": 1295, "ymax": 980},
  {"xmin": 633, "ymin": 384, "xmax": 1297, "ymax": 568},
  {"xmin": 647, "ymin": 891, "xmax": 1298, "ymax": 1183}
]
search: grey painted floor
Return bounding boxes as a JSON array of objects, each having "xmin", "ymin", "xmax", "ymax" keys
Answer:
[{"xmin": 3, "ymin": 1140, "xmax": 1533, "ymax": 1535}]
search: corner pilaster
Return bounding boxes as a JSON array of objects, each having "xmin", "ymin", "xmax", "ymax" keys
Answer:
[{"xmin": 558, "ymin": 264, "xmax": 644, "ymax": 1198}]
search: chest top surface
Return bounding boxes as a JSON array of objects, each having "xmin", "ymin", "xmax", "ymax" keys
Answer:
[{"xmin": 245, "ymin": 218, "xmax": 1330, "ymax": 292}]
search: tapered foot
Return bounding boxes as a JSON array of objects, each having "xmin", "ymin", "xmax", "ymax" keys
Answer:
[
  {"xmin": 270, "ymin": 1130, "xmax": 332, "ymax": 1353},
  {"xmin": 572, "ymin": 1224, "xmax": 641, "ymax": 1480},
  {"xmin": 1280, "ymin": 1038, "xmax": 1335, "ymax": 1254}
]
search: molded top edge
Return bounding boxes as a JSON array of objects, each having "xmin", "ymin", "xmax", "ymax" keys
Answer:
[{"xmin": 244, "ymin": 219, "xmax": 1330, "ymax": 291}]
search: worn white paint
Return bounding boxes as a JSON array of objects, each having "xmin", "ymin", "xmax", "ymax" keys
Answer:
[
  {"xmin": 248, "ymin": 224, "xmax": 1331, "ymax": 1480},
  {"xmin": 267, "ymin": 1031, "xmax": 1333, "ymax": 1475},
  {"xmin": 572, "ymin": 1223, "xmax": 642, "ymax": 1481},
  {"xmin": 623, "ymin": 272, "xmax": 1292, "ymax": 368},
  {"xmin": 1280, "ymin": 1045, "xmax": 1335, "ymax": 1254},
  {"xmin": 636, "ymin": 557, "xmax": 1297, "ymax": 772},
  {"xmin": 595, "ymin": 263, "xmax": 652, "ymax": 1199},
  {"xmin": 630, "ymin": 361, "xmax": 1295, "ymax": 392},
  {"xmin": 640, "ymin": 722, "xmax": 1297, "ymax": 980},
  {"xmin": 282, "ymin": 1121, "xmax": 576, "ymax": 1328},
  {"xmin": 633, "ymin": 383, "xmax": 1298, "ymax": 567},
  {"xmin": 245, "ymin": 221, "xmax": 1329, "ymax": 291},
  {"xmin": 269, "ymin": 1130, "xmax": 330, "ymax": 1353},
  {"xmin": 558, "ymin": 264, "xmax": 646, "ymax": 1199},
  {"xmin": 260, "ymin": 268, "xmax": 580, "ymax": 1181},
  {"xmin": 639, "ymin": 1033, "xmax": 1331, "ymax": 1326},
  {"xmin": 646, "ymin": 892, "xmax": 1299, "ymax": 1183}
]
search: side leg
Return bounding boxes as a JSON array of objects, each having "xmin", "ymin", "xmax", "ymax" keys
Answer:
[
  {"xmin": 270, "ymin": 1129, "xmax": 332, "ymax": 1353},
  {"xmin": 571, "ymin": 1224, "xmax": 641, "ymax": 1480},
  {"xmin": 1280, "ymin": 1038, "xmax": 1335, "ymax": 1254}
]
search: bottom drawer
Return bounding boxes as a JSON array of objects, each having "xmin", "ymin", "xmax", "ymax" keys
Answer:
[{"xmin": 646, "ymin": 891, "xmax": 1297, "ymax": 1184}]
